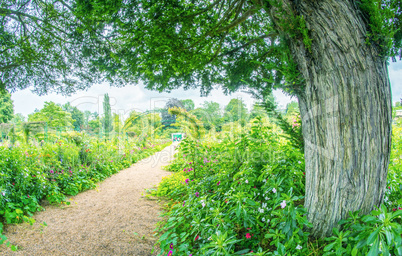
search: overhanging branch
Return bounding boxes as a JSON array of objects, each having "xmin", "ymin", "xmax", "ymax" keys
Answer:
[
  {"xmin": 219, "ymin": 32, "xmax": 277, "ymax": 56},
  {"xmin": 215, "ymin": 5, "xmax": 260, "ymax": 34}
]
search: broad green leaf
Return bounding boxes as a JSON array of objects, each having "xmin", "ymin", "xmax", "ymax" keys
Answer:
[
  {"xmin": 367, "ymin": 238, "xmax": 380, "ymax": 256},
  {"xmin": 366, "ymin": 226, "xmax": 381, "ymax": 245},
  {"xmin": 324, "ymin": 242, "xmax": 336, "ymax": 252}
]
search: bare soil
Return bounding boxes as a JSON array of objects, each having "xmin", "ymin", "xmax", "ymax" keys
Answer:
[{"xmin": 0, "ymin": 144, "xmax": 177, "ymax": 256}]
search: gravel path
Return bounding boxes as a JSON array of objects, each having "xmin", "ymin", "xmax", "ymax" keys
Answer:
[{"xmin": 0, "ymin": 143, "xmax": 177, "ymax": 256}]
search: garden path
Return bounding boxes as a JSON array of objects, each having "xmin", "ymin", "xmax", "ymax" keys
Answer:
[{"xmin": 0, "ymin": 143, "xmax": 177, "ymax": 256}]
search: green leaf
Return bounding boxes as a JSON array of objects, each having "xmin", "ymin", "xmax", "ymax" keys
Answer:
[
  {"xmin": 278, "ymin": 243, "xmax": 286, "ymax": 255},
  {"xmin": 366, "ymin": 227, "xmax": 381, "ymax": 245},
  {"xmin": 236, "ymin": 204, "xmax": 241, "ymax": 218},
  {"xmin": 0, "ymin": 235, "xmax": 7, "ymax": 245},
  {"xmin": 391, "ymin": 210, "xmax": 402, "ymax": 219},
  {"xmin": 351, "ymin": 246, "xmax": 358, "ymax": 256},
  {"xmin": 246, "ymin": 198, "xmax": 256, "ymax": 206},
  {"xmin": 234, "ymin": 249, "xmax": 250, "ymax": 254},
  {"xmin": 159, "ymin": 231, "xmax": 171, "ymax": 241},
  {"xmin": 367, "ymin": 238, "xmax": 380, "ymax": 256},
  {"xmin": 384, "ymin": 230, "xmax": 393, "ymax": 245},
  {"xmin": 323, "ymin": 242, "xmax": 336, "ymax": 252},
  {"xmin": 15, "ymin": 209, "xmax": 23, "ymax": 214},
  {"xmin": 332, "ymin": 228, "xmax": 339, "ymax": 236},
  {"xmin": 370, "ymin": 210, "xmax": 381, "ymax": 216}
]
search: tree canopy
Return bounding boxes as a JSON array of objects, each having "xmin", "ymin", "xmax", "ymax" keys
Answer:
[
  {"xmin": 224, "ymin": 98, "xmax": 248, "ymax": 124},
  {"xmin": 28, "ymin": 101, "xmax": 73, "ymax": 128},
  {"xmin": 68, "ymin": 0, "xmax": 402, "ymax": 97},
  {"xmin": 2, "ymin": 0, "xmax": 401, "ymax": 97},
  {"xmin": 180, "ymin": 99, "xmax": 195, "ymax": 111},
  {"xmin": 0, "ymin": 0, "xmax": 124, "ymax": 94}
]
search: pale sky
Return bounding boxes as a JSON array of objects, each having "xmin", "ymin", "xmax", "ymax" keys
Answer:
[{"xmin": 11, "ymin": 61, "xmax": 402, "ymax": 118}]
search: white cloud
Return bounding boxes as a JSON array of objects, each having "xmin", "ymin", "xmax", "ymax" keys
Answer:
[
  {"xmin": 11, "ymin": 61, "xmax": 401, "ymax": 117},
  {"xmin": 12, "ymin": 81, "xmax": 293, "ymax": 117}
]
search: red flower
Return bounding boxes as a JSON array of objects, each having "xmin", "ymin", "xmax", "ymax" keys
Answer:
[
  {"xmin": 245, "ymin": 233, "xmax": 251, "ymax": 239},
  {"xmin": 195, "ymin": 235, "xmax": 199, "ymax": 241},
  {"xmin": 12, "ymin": 183, "xmax": 15, "ymax": 186}
]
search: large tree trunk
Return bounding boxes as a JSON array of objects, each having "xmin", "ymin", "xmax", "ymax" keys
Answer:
[{"xmin": 273, "ymin": 0, "xmax": 392, "ymax": 237}]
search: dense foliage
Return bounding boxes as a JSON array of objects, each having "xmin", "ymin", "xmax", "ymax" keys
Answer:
[
  {"xmin": 0, "ymin": 134, "xmax": 170, "ymax": 250},
  {"xmin": 28, "ymin": 102, "xmax": 74, "ymax": 129},
  {"xmin": 151, "ymin": 118, "xmax": 402, "ymax": 256},
  {"xmin": 0, "ymin": 0, "xmax": 121, "ymax": 94},
  {"xmin": 0, "ymin": 91, "xmax": 13, "ymax": 124}
]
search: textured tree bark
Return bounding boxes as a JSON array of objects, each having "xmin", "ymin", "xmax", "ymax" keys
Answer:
[{"xmin": 271, "ymin": 0, "xmax": 392, "ymax": 237}]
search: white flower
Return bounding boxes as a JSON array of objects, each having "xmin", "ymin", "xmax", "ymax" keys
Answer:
[
  {"xmin": 245, "ymin": 180, "xmax": 248, "ymax": 184},
  {"xmin": 296, "ymin": 244, "xmax": 302, "ymax": 250},
  {"xmin": 262, "ymin": 217, "xmax": 266, "ymax": 222},
  {"xmin": 280, "ymin": 200, "xmax": 287, "ymax": 209},
  {"xmin": 2, "ymin": 192, "xmax": 5, "ymax": 196},
  {"xmin": 272, "ymin": 188, "xmax": 277, "ymax": 193},
  {"xmin": 202, "ymin": 202, "xmax": 206, "ymax": 208},
  {"xmin": 263, "ymin": 179, "xmax": 266, "ymax": 183},
  {"xmin": 298, "ymin": 161, "xmax": 301, "ymax": 164},
  {"xmin": 265, "ymin": 197, "xmax": 269, "ymax": 200}
]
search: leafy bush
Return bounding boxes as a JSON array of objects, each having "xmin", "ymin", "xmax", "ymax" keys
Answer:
[
  {"xmin": 0, "ymin": 135, "xmax": 171, "ymax": 249},
  {"xmin": 152, "ymin": 119, "xmax": 402, "ymax": 255}
]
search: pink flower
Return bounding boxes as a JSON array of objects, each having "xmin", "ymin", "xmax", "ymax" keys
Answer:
[
  {"xmin": 280, "ymin": 200, "xmax": 286, "ymax": 208},
  {"xmin": 170, "ymin": 243, "xmax": 173, "ymax": 249},
  {"xmin": 217, "ymin": 181, "xmax": 220, "ymax": 185},
  {"xmin": 185, "ymin": 179, "xmax": 189, "ymax": 184},
  {"xmin": 195, "ymin": 235, "xmax": 199, "ymax": 241},
  {"xmin": 168, "ymin": 250, "xmax": 173, "ymax": 256},
  {"xmin": 246, "ymin": 233, "xmax": 251, "ymax": 239},
  {"xmin": 272, "ymin": 188, "xmax": 277, "ymax": 193},
  {"xmin": 195, "ymin": 192, "xmax": 199, "ymax": 197}
]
